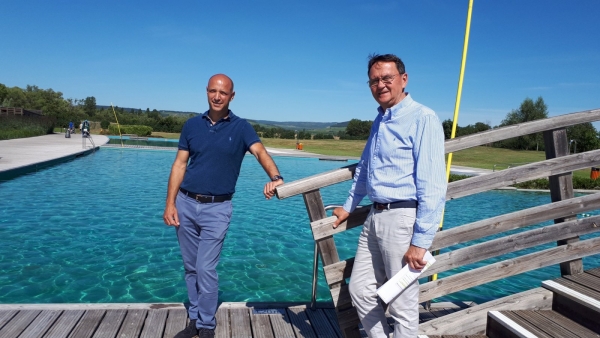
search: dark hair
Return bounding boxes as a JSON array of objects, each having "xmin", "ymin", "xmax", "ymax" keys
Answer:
[{"xmin": 367, "ymin": 53, "xmax": 405, "ymax": 75}]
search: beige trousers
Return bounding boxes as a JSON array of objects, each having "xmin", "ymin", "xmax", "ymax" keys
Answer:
[{"xmin": 348, "ymin": 207, "xmax": 419, "ymax": 338}]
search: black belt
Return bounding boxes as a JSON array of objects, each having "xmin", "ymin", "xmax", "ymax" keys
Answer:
[
  {"xmin": 179, "ymin": 188, "xmax": 233, "ymax": 203},
  {"xmin": 373, "ymin": 200, "xmax": 417, "ymax": 210}
]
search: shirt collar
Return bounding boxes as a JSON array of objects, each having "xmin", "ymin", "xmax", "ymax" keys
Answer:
[
  {"xmin": 202, "ymin": 110, "xmax": 234, "ymax": 124},
  {"xmin": 377, "ymin": 93, "xmax": 413, "ymax": 117}
]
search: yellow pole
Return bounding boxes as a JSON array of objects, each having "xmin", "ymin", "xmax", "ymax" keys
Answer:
[
  {"xmin": 432, "ymin": 0, "xmax": 474, "ymax": 281},
  {"xmin": 111, "ymin": 103, "xmax": 124, "ymax": 147}
]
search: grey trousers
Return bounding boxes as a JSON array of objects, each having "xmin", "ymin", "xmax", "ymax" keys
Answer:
[
  {"xmin": 176, "ymin": 191, "xmax": 233, "ymax": 330},
  {"xmin": 349, "ymin": 207, "xmax": 419, "ymax": 338}
]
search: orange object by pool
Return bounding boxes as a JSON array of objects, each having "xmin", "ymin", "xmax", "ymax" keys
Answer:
[{"xmin": 591, "ymin": 167, "xmax": 600, "ymax": 181}]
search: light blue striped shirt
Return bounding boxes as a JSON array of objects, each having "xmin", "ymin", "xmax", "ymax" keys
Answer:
[{"xmin": 342, "ymin": 94, "xmax": 447, "ymax": 249}]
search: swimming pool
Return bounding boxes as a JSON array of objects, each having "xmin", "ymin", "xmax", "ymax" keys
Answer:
[{"xmin": 0, "ymin": 148, "xmax": 598, "ymax": 305}]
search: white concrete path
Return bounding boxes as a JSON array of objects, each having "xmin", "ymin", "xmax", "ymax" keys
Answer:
[{"xmin": 0, "ymin": 133, "xmax": 108, "ymax": 174}]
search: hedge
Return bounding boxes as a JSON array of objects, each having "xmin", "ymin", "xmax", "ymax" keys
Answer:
[{"xmin": 108, "ymin": 124, "xmax": 152, "ymax": 136}]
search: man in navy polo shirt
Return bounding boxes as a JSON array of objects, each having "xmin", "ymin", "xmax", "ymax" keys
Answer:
[{"xmin": 164, "ymin": 74, "xmax": 283, "ymax": 338}]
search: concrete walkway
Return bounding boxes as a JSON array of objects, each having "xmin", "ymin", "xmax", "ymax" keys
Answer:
[{"xmin": 0, "ymin": 133, "xmax": 109, "ymax": 179}]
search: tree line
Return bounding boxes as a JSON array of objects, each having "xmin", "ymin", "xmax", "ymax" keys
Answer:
[
  {"xmin": 1, "ymin": 83, "xmax": 597, "ymax": 152},
  {"xmin": 339, "ymin": 97, "xmax": 599, "ymax": 152},
  {"xmin": 0, "ymin": 83, "xmax": 190, "ymax": 133}
]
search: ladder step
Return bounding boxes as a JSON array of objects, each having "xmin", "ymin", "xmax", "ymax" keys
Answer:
[
  {"xmin": 487, "ymin": 310, "xmax": 600, "ymax": 338},
  {"xmin": 542, "ymin": 279, "xmax": 600, "ymax": 333},
  {"xmin": 487, "ymin": 311, "xmax": 545, "ymax": 338}
]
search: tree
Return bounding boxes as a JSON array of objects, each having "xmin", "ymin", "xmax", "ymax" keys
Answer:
[
  {"xmin": 84, "ymin": 96, "xmax": 96, "ymax": 117},
  {"xmin": 567, "ymin": 123, "xmax": 600, "ymax": 153},
  {"xmin": 345, "ymin": 119, "xmax": 372, "ymax": 139},
  {"xmin": 498, "ymin": 97, "xmax": 549, "ymax": 150}
]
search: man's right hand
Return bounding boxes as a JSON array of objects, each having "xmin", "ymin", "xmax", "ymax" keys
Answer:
[
  {"xmin": 332, "ymin": 207, "xmax": 350, "ymax": 229},
  {"xmin": 163, "ymin": 204, "xmax": 180, "ymax": 226}
]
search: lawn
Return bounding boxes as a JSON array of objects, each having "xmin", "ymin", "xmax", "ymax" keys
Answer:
[{"xmin": 144, "ymin": 134, "xmax": 592, "ymax": 179}]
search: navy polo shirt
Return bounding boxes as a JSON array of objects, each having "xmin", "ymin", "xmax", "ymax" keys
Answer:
[{"xmin": 178, "ymin": 110, "xmax": 260, "ymax": 196}]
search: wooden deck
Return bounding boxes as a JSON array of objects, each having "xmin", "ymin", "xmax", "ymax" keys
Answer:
[{"xmin": 0, "ymin": 301, "xmax": 477, "ymax": 338}]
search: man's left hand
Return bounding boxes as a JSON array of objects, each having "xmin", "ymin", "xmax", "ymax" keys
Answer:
[
  {"xmin": 263, "ymin": 179, "xmax": 283, "ymax": 199},
  {"xmin": 404, "ymin": 245, "xmax": 428, "ymax": 271}
]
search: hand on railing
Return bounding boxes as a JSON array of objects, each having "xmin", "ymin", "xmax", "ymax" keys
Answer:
[{"xmin": 332, "ymin": 207, "xmax": 350, "ymax": 229}]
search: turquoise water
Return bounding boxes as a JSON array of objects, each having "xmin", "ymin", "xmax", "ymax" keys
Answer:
[
  {"xmin": 106, "ymin": 136, "xmax": 178, "ymax": 147},
  {"xmin": 0, "ymin": 148, "xmax": 598, "ymax": 305}
]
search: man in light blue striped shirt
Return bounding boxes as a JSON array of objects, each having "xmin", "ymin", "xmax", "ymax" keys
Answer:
[{"xmin": 333, "ymin": 54, "xmax": 447, "ymax": 338}]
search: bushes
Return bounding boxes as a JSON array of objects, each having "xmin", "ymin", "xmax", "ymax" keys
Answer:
[
  {"xmin": 108, "ymin": 124, "xmax": 152, "ymax": 136},
  {"xmin": 0, "ymin": 115, "xmax": 55, "ymax": 140}
]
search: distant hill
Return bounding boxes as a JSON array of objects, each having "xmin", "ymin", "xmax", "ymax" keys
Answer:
[
  {"xmin": 247, "ymin": 119, "xmax": 347, "ymax": 130},
  {"xmin": 97, "ymin": 105, "xmax": 349, "ymax": 129},
  {"xmin": 96, "ymin": 105, "xmax": 198, "ymax": 116}
]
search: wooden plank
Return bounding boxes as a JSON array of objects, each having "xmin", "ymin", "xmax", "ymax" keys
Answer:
[
  {"xmin": 269, "ymin": 308, "xmax": 296, "ymax": 338},
  {"xmin": 305, "ymin": 309, "xmax": 338, "ymax": 338},
  {"xmin": 18, "ymin": 310, "xmax": 61, "ymax": 338},
  {"xmin": 230, "ymin": 308, "xmax": 252, "ymax": 338},
  {"xmin": 311, "ymin": 207, "xmax": 370, "ymax": 241},
  {"xmin": 287, "ymin": 307, "xmax": 317, "ymax": 338},
  {"xmin": 250, "ymin": 310, "xmax": 274, "ymax": 338},
  {"xmin": 139, "ymin": 309, "xmax": 167, "ymax": 338},
  {"xmin": 419, "ymin": 236, "xmax": 600, "ymax": 303},
  {"xmin": 44, "ymin": 310, "xmax": 84, "ymax": 338},
  {"xmin": 513, "ymin": 310, "xmax": 580, "ymax": 338},
  {"xmin": 546, "ymin": 279, "xmax": 600, "ymax": 307},
  {"xmin": 536, "ymin": 310, "xmax": 600, "ymax": 338},
  {"xmin": 92, "ymin": 309, "xmax": 126, "ymax": 338},
  {"xmin": 303, "ymin": 190, "xmax": 340, "ymax": 267},
  {"xmin": 430, "ymin": 192, "xmax": 600, "ymax": 251},
  {"xmin": 564, "ymin": 272, "xmax": 600, "ymax": 294},
  {"xmin": 497, "ymin": 311, "xmax": 552, "ymax": 338},
  {"xmin": 329, "ymin": 284, "xmax": 353, "ymax": 308},
  {"xmin": 333, "ymin": 306, "xmax": 361, "ymax": 338},
  {"xmin": 164, "ymin": 309, "xmax": 187, "ymax": 338},
  {"xmin": 215, "ymin": 307, "xmax": 230, "ymax": 338},
  {"xmin": 444, "ymin": 109, "xmax": 600, "ymax": 153},
  {"xmin": 68, "ymin": 310, "xmax": 106, "ymax": 338},
  {"xmin": 116, "ymin": 309, "xmax": 147, "ymax": 338},
  {"xmin": 586, "ymin": 268, "xmax": 600, "ymax": 279},
  {"xmin": 276, "ymin": 165, "xmax": 356, "ymax": 199},
  {"xmin": 0, "ymin": 310, "xmax": 18, "ymax": 330},
  {"xmin": 0, "ymin": 310, "xmax": 40, "ymax": 338},
  {"xmin": 323, "ymin": 309, "xmax": 343, "ymax": 338},
  {"xmin": 486, "ymin": 311, "xmax": 541, "ymax": 338},
  {"xmin": 544, "ymin": 128, "xmax": 583, "ymax": 276},
  {"xmin": 421, "ymin": 215, "xmax": 600, "ymax": 278},
  {"xmin": 446, "ymin": 149, "xmax": 600, "ymax": 200}
]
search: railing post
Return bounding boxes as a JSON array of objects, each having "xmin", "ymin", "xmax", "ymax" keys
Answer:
[
  {"xmin": 302, "ymin": 189, "xmax": 361, "ymax": 338},
  {"xmin": 543, "ymin": 128, "xmax": 583, "ymax": 276}
]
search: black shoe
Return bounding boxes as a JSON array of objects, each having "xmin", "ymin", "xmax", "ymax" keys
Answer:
[
  {"xmin": 199, "ymin": 328, "xmax": 215, "ymax": 338},
  {"xmin": 174, "ymin": 319, "xmax": 199, "ymax": 338}
]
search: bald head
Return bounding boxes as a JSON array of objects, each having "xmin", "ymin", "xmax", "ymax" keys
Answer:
[
  {"xmin": 208, "ymin": 74, "xmax": 234, "ymax": 92},
  {"xmin": 206, "ymin": 74, "xmax": 235, "ymax": 115}
]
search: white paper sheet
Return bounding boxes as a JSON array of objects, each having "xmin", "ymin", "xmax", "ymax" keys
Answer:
[{"xmin": 376, "ymin": 251, "xmax": 436, "ymax": 304}]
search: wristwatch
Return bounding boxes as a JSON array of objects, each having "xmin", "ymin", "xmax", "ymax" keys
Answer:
[{"xmin": 271, "ymin": 175, "xmax": 284, "ymax": 182}]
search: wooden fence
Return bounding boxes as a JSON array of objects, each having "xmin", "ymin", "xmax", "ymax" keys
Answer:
[{"xmin": 275, "ymin": 108, "xmax": 600, "ymax": 337}]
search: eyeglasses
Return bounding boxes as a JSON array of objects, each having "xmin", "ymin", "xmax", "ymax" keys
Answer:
[{"xmin": 367, "ymin": 73, "xmax": 402, "ymax": 87}]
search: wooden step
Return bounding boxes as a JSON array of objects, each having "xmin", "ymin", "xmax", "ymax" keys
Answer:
[
  {"xmin": 487, "ymin": 310, "xmax": 600, "ymax": 338},
  {"xmin": 542, "ymin": 276, "xmax": 600, "ymax": 333}
]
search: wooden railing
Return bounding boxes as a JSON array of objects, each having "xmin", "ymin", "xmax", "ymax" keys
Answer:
[{"xmin": 275, "ymin": 108, "xmax": 600, "ymax": 338}]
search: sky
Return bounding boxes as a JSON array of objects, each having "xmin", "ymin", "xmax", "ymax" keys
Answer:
[{"xmin": 2, "ymin": 0, "xmax": 599, "ymax": 126}]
